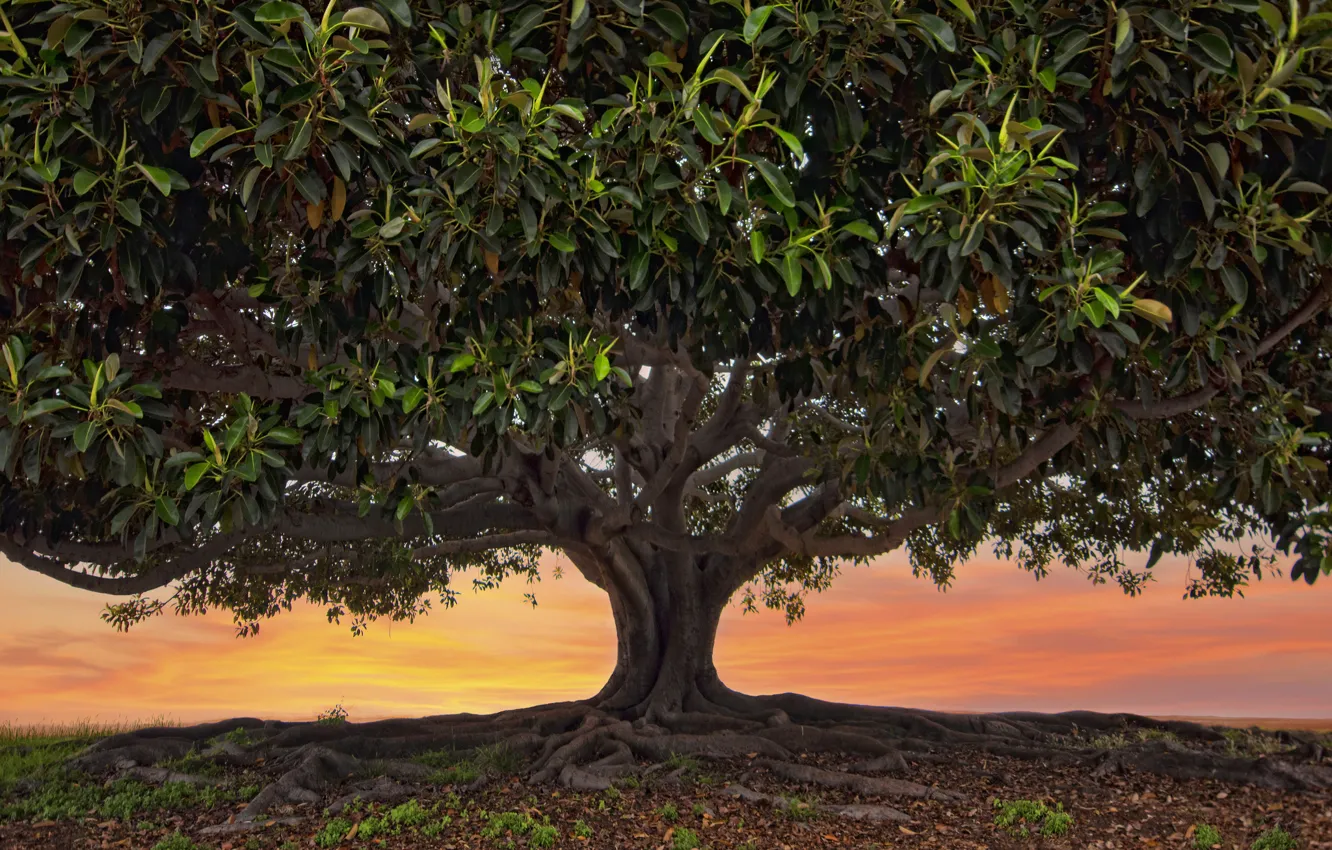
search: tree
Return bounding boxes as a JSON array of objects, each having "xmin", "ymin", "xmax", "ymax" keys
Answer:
[{"xmin": 3, "ymin": 0, "xmax": 1332, "ymax": 805}]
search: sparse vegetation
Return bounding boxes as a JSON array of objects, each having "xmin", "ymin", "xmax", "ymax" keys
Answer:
[
  {"xmin": 783, "ymin": 795, "xmax": 818, "ymax": 821},
  {"xmin": 359, "ymin": 798, "xmax": 435, "ymax": 838},
  {"xmin": 672, "ymin": 826, "xmax": 701, "ymax": 850},
  {"xmin": 993, "ymin": 798, "xmax": 1074, "ymax": 837},
  {"xmin": 656, "ymin": 802, "xmax": 679, "ymax": 823},
  {"xmin": 473, "ymin": 742, "xmax": 523, "ymax": 776},
  {"xmin": 665, "ymin": 753, "xmax": 700, "ymax": 773},
  {"xmin": 1251, "ymin": 826, "xmax": 1299, "ymax": 850},
  {"xmin": 573, "ymin": 819, "xmax": 593, "ymax": 839},
  {"xmin": 1223, "ymin": 729, "xmax": 1296, "ymax": 758},
  {"xmin": 314, "ymin": 817, "xmax": 353, "ymax": 847},
  {"xmin": 316, "ymin": 704, "xmax": 349, "ymax": 726},
  {"xmin": 1194, "ymin": 823, "xmax": 1224, "ymax": 849},
  {"xmin": 691, "ymin": 801, "xmax": 706, "ymax": 817},
  {"xmin": 151, "ymin": 833, "xmax": 200, "ymax": 850}
]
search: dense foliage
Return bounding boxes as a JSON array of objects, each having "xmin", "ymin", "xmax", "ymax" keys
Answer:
[{"xmin": 1, "ymin": 0, "xmax": 1330, "ymax": 651}]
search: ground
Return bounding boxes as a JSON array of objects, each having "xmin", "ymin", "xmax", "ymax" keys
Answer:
[{"xmin": 1, "ymin": 713, "xmax": 1329, "ymax": 850}]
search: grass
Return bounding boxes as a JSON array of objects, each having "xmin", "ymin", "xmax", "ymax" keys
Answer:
[
  {"xmin": 1194, "ymin": 823, "xmax": 1223, "ymax": 849},
  {"xmin": 573, "ymin": 818, "xmax": 593, "ymax": 838},
  {"xmin": 151, "ymin": 833, "xmax": 200, "ymax": 850},
  {"xmin": 664, "ymin": 752, "xmax": 700, "ymax": 773},
  {"xmin": 479, "ymin": 810, "xmax": 557, "ymax": 847},
  {"xmin": 2, "ymin": 773, "xmax": 246, "ymax": 823},
  {"xmin": 656, "ymin": 802, "xmax": 679, "ymax": 823},
  {"xmin": 993, "ymin": 798, "xmax": 1074, "ymax": 837},
  {"xmin": 358, "ymin": 798, "xmax": 436, "ymax": 838},
  {"xmin": 1251, "ymin": 827, "xmax": 1299, "ymax": 850},
  {"xmin": 672, "ymin": 826, "xmax": 701, "ymax": 850},
  {"xmin": 1222, "ymin": 728, "xmax": 1295, "ymax": 758},
  {"xmin": 783, "ymin": 794, "xmax": 818, "ymax": 821},
  {"xmin": 314, "ymin": 817, "xmax": 353, "ymax": 847},
  {"xmin": 412, "ymin": 742, "xmax": 521, "ymax": 784}
]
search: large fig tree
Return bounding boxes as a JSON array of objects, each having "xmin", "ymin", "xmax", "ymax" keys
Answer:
[{"xmin": 2, "ymin": 0, "xmax": 1332, "ymax": 785}]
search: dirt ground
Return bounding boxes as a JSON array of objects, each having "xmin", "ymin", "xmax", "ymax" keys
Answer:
[{"xmin": 2, "ymin": 743, "xmax": 1328, "ymax": 850}]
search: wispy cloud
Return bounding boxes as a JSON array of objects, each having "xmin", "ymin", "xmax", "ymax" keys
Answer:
[{"xmin": 1, "ymin": 550, "xmax": 1327, "ymax": 724}]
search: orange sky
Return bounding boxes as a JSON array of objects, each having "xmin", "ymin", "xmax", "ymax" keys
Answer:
[{"xmin": 1, "ymin": 549, "xmax": 1329, "ymax": 725}]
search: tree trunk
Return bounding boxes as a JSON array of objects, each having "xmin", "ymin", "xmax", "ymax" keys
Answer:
[{"xmin": 589, "ymin": 546, "xmax": 734, "ymax": 718}]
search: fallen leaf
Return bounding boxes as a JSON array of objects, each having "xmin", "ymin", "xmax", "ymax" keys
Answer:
[
  {"xmin": 899, "ymin": 826, "xmax": 918, "ymax": 835},
  {"xmin": 1216, "ymin": 791, "xmax": 1229, "ymax": 799}
]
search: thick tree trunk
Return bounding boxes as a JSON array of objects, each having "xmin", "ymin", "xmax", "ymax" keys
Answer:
[{"xmin": 589, "ymin": 546, "xmax": 733, "ymax": 718}]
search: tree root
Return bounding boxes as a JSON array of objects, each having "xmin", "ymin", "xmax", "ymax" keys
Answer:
[
  {"xmin": 237, "ymin": 746, "xmax": 360, "ymax": 822},
  {"xmin": 56, "ymin": 698, "xmax": 1327, "ymax": 832},
  {"xmin": 723, "ymin": 782, "xmax": 911, "ymax": 823},
  {"xmin": 1092, "ymin": 740, "xmax": 1332, "ymax": 792},
  {"xmin": 754, "ymin": 758, "xmax": 965, "ymax": 802}
]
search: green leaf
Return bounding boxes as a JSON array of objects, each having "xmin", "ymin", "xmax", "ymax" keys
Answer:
[
  {"xmin": 72, "ymin": 169, "xmax": 99, "ymax": 196},
  {"xmin": 472, "ymin": 391, "xmax": 494, "ymax": 415},
  {"xmin": 943, "ymin": 0, "xmax": 976, "ymax": 23},
  {"xmin": 771, "ymin": 127, "xmax": 804, "ymax": 159},
  {"xmin": 265, "ymin": 426, "xmax": 303, "ymax": 445},
  {"xmin": 116, "ymin": 198, "xmax": 142, "ymax": 226},
  {"xmin": 1007, "ymin": 219, "xmax": 1044, "ymax": 252},
  {"xmin": 1037, "ymin": 67, "xmax": 1057, "ymax": 92},
  {"xmin": 137, "ymin": 163, "xmax": 172, "ymax": 196},
  {"xmin": 841, "ymin": 220, "xmax": 877, "ymax": 241},
  {"xmin": 402, "ymin": 386, "xmax": 427, "ymax": 412},
  {"xmin": 780, "ymin": 253, "xmax": 802, "ymax": 296},
  {"xmin": 22, "ymin": 398, "xmax": 71, "ymax": 420},
  {"xmin": 752, "ymin": 158, "xmax": 794, "ymax": 207},
  {"xmin": 395, "ymin": 495, "xmax": 415, "ymax": 522},
  {"xmin": 340, "ymin": 7, "xmax": 390, "ymax": 32},
  {"xmin": 378, "ymin": 0, "xmax": 411, "ymax": 26},
  {"xmin": 750, "ymin": 230, "xmax": 765, "ymax": 264},
  {"xmin": 716, "ymin": 179, "xmax": 733, "ymax": 215},
  {"xmin": 594, "ymin": 354, "xmax": 611, "ymax": 381},
  {"xmin": 450, "ymin": 354, "xmax": 476, "ymax": 372},
  {"xmin": 254, "ymin": 1, "xmax": 308, "ymax": 24},
  {"xmin": 190, "ymin": 126, "xmax": 237, "ymax": 158},
  {"xmin": 911, "ymin": 14, "xmax": 956, "ymax": 51},
  {"xmin": 904, "ymin": 194, "xmax": 945, "ymax": 214},
  {"xmin": 693, "ymin": 107, "xmax": 724, "ymax": 145},
  {"xmin": 341, "ymin": 116, "xmax": 382, "ymax": 147},
  {"xmin": 1193, "ymin": 32, "xmax": 1234, "ymax": 68},
  {"xmin": 743, "ymin": 6, "xmax": 774, "ymax": 43},
  {"xmin": 711, "ymin": 69, "xmax": 753, "ymax": 101},
  {"xmin": 73, "ymin": 421, "xmax": 96, "ymax": 452},
  {"xmin": 1284, "ymin": 104, "xmax": 1332, "ymax": 130},
  {"xmin": 1219, "ymin": 266, "xmax": 1248, "ymax": 304},
  {"xmin": 155, "ymin": 495, "xmax": 180, "ymax": 526},
  {"xmin": 547, "ymin": 233, "xmax": 576, "ymax": 252}
]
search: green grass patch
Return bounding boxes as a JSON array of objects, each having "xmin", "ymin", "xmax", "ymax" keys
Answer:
[
  {"xmin": 480, "ymin": 810, "xmax": 557, "ymax": 846},
  {"xmin": 359, "ymin": 798, "xmax": 436, "ymax": 839},
  {"xmin": 151, "ymin": 833, "xmax": 201, "ymax": 850},
  {"xmin": 993, "ymin": 798, "xmax": 1074, "ymax": 837},
  {"xmin": 1194, "ymin": 823, "xmax": 1223, "ymax": 849},
  {"xmin": 573, "ymin": 818, "xmax": 593, "ymax": 838},
  {"xmin": 783, "ymin": 794, "xmax": 818, "ymax": 821},
  {"xmin": 314, "ymin": 817, "xmax": 353, "ymax": 847},
  {"xmin": 2, "ymin": 775, "xmax": 242, "ymax": 824},
  {"xmin": 656, "ymin": 802, "xmax": 679, "ymax": 823},
  {"xmin": 672, "ymin": 826, "xmax": 701, "ymax": 850},
  {"xmin": 1251, "ymin": 827, "xmax": 1298, "ymax": 850}
]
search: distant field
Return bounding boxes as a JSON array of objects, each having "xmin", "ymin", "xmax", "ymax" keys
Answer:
[{"xmin": 1160, "ymin": 715, "xmax": 1332, "ymax": 732}]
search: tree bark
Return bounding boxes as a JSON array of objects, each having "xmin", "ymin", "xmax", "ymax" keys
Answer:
[{"xmin": 586, "ymin": 545, "xmax": 732, "ymax": 719}]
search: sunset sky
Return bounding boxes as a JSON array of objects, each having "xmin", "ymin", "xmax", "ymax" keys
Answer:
[{"xmin": 2, "ymin": 549, "xmax": 1329, "ymax": 726}]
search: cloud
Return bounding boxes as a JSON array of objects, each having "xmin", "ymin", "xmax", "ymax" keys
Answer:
[{"xmin": 2, "ymin": 550, "xmax": 1328, "ymax": 725}]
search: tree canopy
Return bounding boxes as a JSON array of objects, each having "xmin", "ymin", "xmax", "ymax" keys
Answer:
[{"xmin": 1, "ymin": 0, "xmax": 1330, "ymax": 702}]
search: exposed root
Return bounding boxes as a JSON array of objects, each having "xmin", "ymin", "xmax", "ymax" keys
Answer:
[
  {"xmin": 117, "ymin": 766, "xmax": 223, "ymax": 786},
  {"xmin": 55, "ymin": 696, "xmax": 1328, "ymax": 834},
  {"xmin": 848, "ymin": 752, "xmax": 909, "ymax": 774},
  {"xmin": 326, "ymin": 776, "xmax": 418, "ymax": 814},
  {"xmin": 722, "ymin": 782, "xmax": 910, "ymax": 823},
  {"xmin": 1092, "ymin": 740, "xmax": 1332, "ymax": 792},
  {"xmin": 237, "ymin": 746, "xmax": 360, "ymax": 822},
  {"xmin": 755, "ymin": 758, "xmax": 965, "ymax": 802},
  {"xmin": 198, "ymin": 817, "xmax": 306, "ymax": 837}
]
